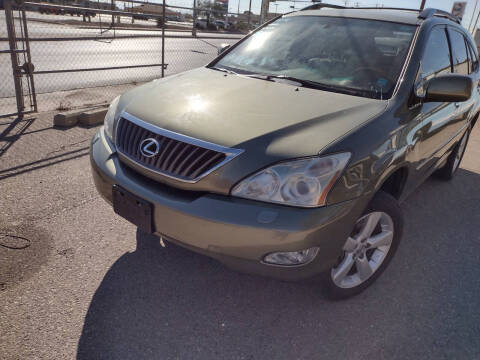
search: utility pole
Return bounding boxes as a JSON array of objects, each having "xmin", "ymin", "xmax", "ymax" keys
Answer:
[
  {"xmin": 420, "ymin": 0, "xmax": 426, "ymax": 11},
  {"xmin": 260, "ymin": 0, "xmax": 269, "ymax": 23},
  {"xmin": 247, "ymin": 0, "xmax": 252, "ymax": 29},
  {"xmin": 111, "ymin": 0, "xmax": 115, "ymax": 26},
  {"xmin": 192, "ymin": 0, "xmax": 197, "ymax": 36}
]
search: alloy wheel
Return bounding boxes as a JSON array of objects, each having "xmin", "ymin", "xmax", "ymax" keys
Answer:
[{"xmin": 331, "ymin": 211, "xmax": 394, "ymax": 289}]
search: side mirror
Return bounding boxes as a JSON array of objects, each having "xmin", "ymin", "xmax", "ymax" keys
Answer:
[
  {"xmin": 217, "ymin": 43, "xmax": 231, "ymax": 55},
  {"xmin": 424, "ymin": 74, "xmax": 473, "ymax": 103}
]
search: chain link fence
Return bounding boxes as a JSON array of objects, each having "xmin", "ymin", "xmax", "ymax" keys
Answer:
[{"xmin": 0, "ymin": 0, "xmax": 248, "ymax": 117}]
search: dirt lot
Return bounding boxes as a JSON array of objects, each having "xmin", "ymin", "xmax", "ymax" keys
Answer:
[{"xmin": 1, "ymin": 110, "xmax": 479, "ymax": 359}]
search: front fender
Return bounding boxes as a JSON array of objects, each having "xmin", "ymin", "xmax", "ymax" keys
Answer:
[{"xmin": 327, "ymin": 135, "xmax": 409, "ymax": 206}]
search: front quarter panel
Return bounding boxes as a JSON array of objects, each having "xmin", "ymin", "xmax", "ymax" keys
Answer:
[{"xmin": 325, "ymin": 108, "xmax": 410, "ymax": 205}]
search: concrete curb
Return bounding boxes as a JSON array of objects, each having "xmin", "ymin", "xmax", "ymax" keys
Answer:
[
  {"xmin": 54, "ymin": 107, "xmax": 107, "ymax": 128},
  {"xmin": 53, "ymin": 110, "xmax": 82, "ymax": 128},
  {"xmin": 78, "ymin": 108, "xmax": 108, "ymax": 127}
]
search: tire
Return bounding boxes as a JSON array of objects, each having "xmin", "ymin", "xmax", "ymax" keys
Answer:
[
  {"xmin": 322, "ymin": 191, "xmax": 403, "ymax": 300},
  {"xmin": 435, "ymin": 127, "xmax": 470, "ymax": 181}
]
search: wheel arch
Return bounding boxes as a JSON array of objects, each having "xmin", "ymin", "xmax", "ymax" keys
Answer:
[
  {"xmin": 378, "ymin": 166, "xmax": 409, "ymax": 201},
  {"xmin": 470, "ymin": 111, "xmax": 479, "ymax": 129}
]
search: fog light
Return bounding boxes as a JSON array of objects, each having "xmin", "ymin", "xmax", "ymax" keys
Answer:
[{"xmin": 263, "ymin": 247, "xmax": 319, "ymax": 266}]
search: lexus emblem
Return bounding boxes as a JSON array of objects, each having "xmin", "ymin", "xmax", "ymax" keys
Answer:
[{"xmin": 139, "ymin": 138, "xmax": 160, "ymax": 158}]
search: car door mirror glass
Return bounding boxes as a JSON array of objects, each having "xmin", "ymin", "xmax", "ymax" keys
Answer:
[{"xmin": 424, "ymin": 74, "xmax": 472, "ymax": 103}]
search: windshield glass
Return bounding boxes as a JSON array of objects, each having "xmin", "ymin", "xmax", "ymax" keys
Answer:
[{"xmin": 213, "ymin": 16, "xmax": 416, "ymax": 99}]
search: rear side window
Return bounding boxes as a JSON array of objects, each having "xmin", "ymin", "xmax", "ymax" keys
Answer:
[
  {"xmin": 420, "ymin": 27, "xmax": 451, "ymax": 80},
  {"xmin": 449, "ymin": 29, "xmax": 469, "ymax": 75},
  {"xmin": 467, "ymin": 40, "xmax": 479, "ymax": 73}
]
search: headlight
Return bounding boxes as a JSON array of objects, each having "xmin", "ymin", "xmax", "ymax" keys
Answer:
[
  {"xmin": 231, "ymin": 153, "xmax": 351, "ymax": 207},
  {"xmin": 104, "ymin": 96, "xmax": 120, "ymax": 140}
]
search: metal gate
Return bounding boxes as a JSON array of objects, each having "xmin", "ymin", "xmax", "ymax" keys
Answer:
[
  {"xmin": 0, "ymin": 0, "xmax": 243, "ymax": 118},
  {"xmin": 1, "ymin": 0, "xmax": 37, "ymax": 118}
]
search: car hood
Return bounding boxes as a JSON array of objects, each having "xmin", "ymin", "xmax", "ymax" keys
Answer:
[{"xmin": 116, "ymin": 67, "xmax": 387, "ymax": 193}]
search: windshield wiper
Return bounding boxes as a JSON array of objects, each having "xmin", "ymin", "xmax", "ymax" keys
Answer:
[
  {"xmin": 210, "ymin": 67, "xmax": 239, "ymax": 75},
  {"xmin": 211, "ymin": 69, "xmax": 315, "ymax": 87},
  {"xmin": 242, "ymin": 73, "xmax": 342, "ymax": 91},
  {"xmin": 251, "ymin": 74, "xmax": 374, "ymax": 97},
  {"xmin": 264, "ymin": 74, "xmax": 323, "ymax": 88},
  {"xmin": 211, "ymin": 69, "xmax": 375, "ymax": 98}
]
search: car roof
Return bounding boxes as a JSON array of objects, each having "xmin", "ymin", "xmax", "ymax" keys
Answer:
[{"xmin": 286, "ymin": 8, "xmax": 422, "ymax": 25}]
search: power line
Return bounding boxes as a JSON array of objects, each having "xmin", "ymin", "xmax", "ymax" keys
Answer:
[
  {"xmin": 472, "ymin": 4, "xmax": 480, "ymax": 35},
  {"xmin": 469, "ymin": 0, "xmax": 480, "ymax": 32}
]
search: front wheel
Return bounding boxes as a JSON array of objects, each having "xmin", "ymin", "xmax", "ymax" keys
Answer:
[{"xmin": 323, "ymin": 191, "xmax": 403, "ymax": 300}]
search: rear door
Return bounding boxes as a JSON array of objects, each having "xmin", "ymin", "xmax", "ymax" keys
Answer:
[{"xmin": 466, "ymin": 37, "xmax": 480, "ymax": 114}]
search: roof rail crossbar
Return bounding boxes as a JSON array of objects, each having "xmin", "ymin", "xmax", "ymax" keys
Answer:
[
  {"xmin": 300, "ymin": 5, "xmax": 421, "ymax": 13},
  {"xmin": 418, "ymin": 8, "xmax": 461, "ymax": 24},
  {"xmin": 301, "ymin": 3, "xmax": 345, "ymax": 11},
  {"xmin": 346, "ymin": 7, "xmax": 420, "ymax": 12}
]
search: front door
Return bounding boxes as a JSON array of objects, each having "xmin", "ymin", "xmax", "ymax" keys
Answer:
[{"xmin": 411, "ymin": 25, "xmax": 456, "ymax": 172}]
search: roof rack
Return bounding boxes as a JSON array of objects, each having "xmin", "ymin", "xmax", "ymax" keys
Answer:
[
  {"xmin": 418, "ymin": 8, "xmax": 461, "ymax": 24},
  {"xmin": 300, "ymin": 5, "xmax": 461, "ymax": 25},
  {"xmin": 301, "ymin": 4, "xmax": 422, "ymax": 12},
  {"xmin": 300, "ymin": 3, "xmax": 345, "ymax": 11},
  {"xmin": 345, "ymin": 7, "xmax": 420, "ymax": 12}
]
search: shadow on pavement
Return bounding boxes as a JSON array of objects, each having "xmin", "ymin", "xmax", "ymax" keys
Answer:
[
  {"xmin": 0, "ymin": 116, "xmax": 35, "ymax": 157},
  {"xmin": 77, "ymin": 169, "xmax": 480, "ymax": 360},
  {"xmin": 0, "ymin": 146, "xmax": 89, "ymax": 180}
]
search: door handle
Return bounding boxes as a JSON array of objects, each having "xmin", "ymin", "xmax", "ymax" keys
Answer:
[{"xmin": 454, "ymin": 103, "xmax": 460, "ymax": 108}]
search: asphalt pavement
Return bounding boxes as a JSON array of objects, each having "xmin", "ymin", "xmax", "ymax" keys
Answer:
[{"xmin": 0, "ymin": 105, "xmax": 479, "ymax": 359}]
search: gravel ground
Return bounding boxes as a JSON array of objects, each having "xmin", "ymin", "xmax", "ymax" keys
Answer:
[{"xmin": 0, "ymin": 109, "xmax": 479, "ymax": 359}]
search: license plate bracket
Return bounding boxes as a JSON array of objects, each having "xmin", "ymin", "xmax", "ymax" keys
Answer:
[{"xmin": 112, "ymin": 185, "xmax": 153, "ymax": 233}]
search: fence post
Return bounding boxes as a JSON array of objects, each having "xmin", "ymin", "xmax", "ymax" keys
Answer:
[
  {"xmin": 20, "ymin": 5, "xmax": 37, "ymax": 112},
  {"xmin": 4, "ymin": 0, "xmax": 25, "ymax": 116},
  {"xmin": 161, "ymin": 0, "xmax": 165, "ymax": 78}
]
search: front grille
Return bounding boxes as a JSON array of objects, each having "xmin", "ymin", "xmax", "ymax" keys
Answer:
[{"xmin": 115, "ymin": 114, "xmax": 242, "ymax": 182}]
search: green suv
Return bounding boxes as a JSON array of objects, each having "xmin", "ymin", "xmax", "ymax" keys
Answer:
[{"xmin": 91, "ymin": 6, "xmax": 479, "ymax": 299}]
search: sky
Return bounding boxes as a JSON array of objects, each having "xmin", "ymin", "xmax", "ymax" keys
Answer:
[{"xmin": 163, "ymin": 0, "xmax": 480, "ymax": 30}]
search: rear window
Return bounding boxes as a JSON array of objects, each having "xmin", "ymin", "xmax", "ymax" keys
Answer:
[
  {"xmin": 449, "ymin": 28, "xmax": 469, "ymax": 75},
  {"xmin": 467, "ymin": 39, "xmax": 479, "ymax": 73}
]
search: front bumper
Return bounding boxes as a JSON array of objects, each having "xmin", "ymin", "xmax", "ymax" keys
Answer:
[{"xmin": 90, "ymin": 129, "xmax": 370, "ymax": 280}]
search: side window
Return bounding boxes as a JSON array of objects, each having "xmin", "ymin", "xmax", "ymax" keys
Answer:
[
  {"xmin": 416, "ymin": 27, "xmax": 451, "ymax": 96},
  {"xmin": 467, "ymin": 40, "xmax": 479, "ymax": 73},
  {"xmin": 420, "ymin": 27, "xmax": 452, "ymax": 79},
  {"xmin": 449, "ymin": 29, "xmax": 469, "ymax": 75}
]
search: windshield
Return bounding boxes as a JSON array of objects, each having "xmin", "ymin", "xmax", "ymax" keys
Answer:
[{"xmin": 212, "ymin": 16, "xmax": 416, "ymax": 99}]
